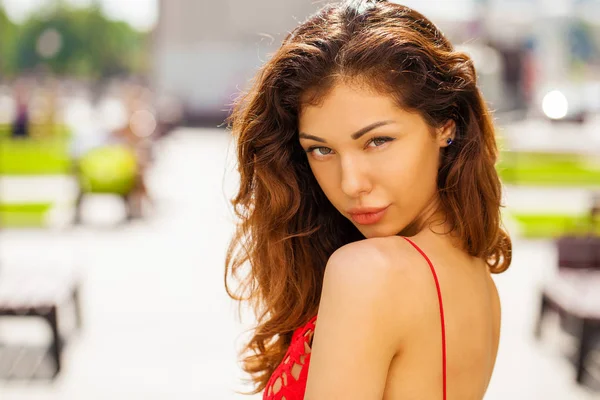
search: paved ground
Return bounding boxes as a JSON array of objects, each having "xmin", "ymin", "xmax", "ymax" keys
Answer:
[{"xmin": 0, "ymin": 128, "xmax": 597, "ymax": 399}]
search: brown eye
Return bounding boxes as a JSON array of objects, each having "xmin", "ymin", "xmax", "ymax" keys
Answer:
[
  {"xmin": 367, "ymin": 136, "xmax": 394, "ymax": 148},
  {"xmin": 315, "ymin": 147, "xmax": 332, "ymax": 155},
  {"xmin": 306, "ymin": 146, "xmax": 333, "ymax": 156}
]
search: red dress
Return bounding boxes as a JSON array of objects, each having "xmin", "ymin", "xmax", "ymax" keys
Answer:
[{"xmin": 262, "ymin": 237, "xmax": 447, "ymax": 400}]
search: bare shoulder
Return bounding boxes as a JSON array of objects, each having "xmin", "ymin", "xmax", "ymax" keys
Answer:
[
  {"xmin": 320, "ymin": 237, "xmax": 427, "ymax": 331},
  {"xmin": 328, "ymin": 236, "xmax": 421, "ymax": 272},
  {"xmin": 305, "ymin": 237, "xmax": 425, "ymax": 396},
  {"xmin": 326, "ymin": 236, "xmax": 426, "ymax": 287},
  {"xmin": 305, "ymin": 238, "xmax": 426, "ymax": 399}
]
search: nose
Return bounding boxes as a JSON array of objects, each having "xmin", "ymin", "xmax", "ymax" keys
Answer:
[{"xmin": 340, "ymin": 156, "xmax": 372, "ymax": 198}]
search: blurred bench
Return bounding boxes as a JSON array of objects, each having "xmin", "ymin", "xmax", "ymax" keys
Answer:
[
  {"xmin": 508, "ymin": 212, "xmax": 600, "ymax": 239},
  {"xmin": 0, "ymin": 268, "xmax": 82, "ymax": 379},
  {"xmin": 0, "ymin": 124, "xmax": 73, "ymax": 176},
  {"xmin": 535, "ymin": 235, "xmax": 600, "ymax": 385},
  {"xmin": 0, "ymin": 202, "xmax": 54, "ymax": 228},
  {"xmin": 497, "ymin": 150, "xmax": 600, "ymax": 188},
  {"xmin": 0, "ymin": 124, "xmax": 74, "ymax": 228}
]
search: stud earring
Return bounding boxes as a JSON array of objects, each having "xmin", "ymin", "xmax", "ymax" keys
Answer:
[{"xmin": 446, "ymin": 137, "xmax": 453, "ymax": 145}]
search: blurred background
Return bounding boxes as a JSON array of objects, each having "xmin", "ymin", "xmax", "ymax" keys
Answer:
[{"xmin": 0, "ymin": 0, "xmax": 599, "ymax": 399}]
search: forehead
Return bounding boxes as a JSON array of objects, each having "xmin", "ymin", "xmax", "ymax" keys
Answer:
[{"xmin": 298, "ymin": 82, "xmax": 426, "ymax": 136}]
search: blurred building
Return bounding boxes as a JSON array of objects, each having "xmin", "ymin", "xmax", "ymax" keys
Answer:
[
  {"xmin": 152, "ymin": 0, "xmax": 600, "ymax": 123},
  {"xmin": 152, "ymin": 0, "xmax": 319, "ymax": 124},
  {"xmin": 151, "ymin": 0, "xmax": 510, "ymax": 122}
]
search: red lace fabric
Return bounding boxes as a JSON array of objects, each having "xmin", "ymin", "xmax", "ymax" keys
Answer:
[{"xmin": 263, "ymin": 315, "xmax": 318, "ymax": 400}]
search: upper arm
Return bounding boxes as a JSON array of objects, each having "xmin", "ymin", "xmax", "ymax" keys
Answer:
[
  {"xmin": 304, "ymin": 239, "xmax": 412, "ymax": 399},
  {"xmin": 489, "ymin": 276, "xmax": 502, "ymax": 373}
]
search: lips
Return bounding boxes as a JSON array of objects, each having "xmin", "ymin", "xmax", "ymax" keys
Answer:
[{"xmin": 348, "ymin": 205, "xmax": 389, "ymax": 225}]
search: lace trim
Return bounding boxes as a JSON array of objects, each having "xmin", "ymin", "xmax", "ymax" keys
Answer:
[{"xmin": 263, "ymin": 316, "xmax": 317, "ymax": 400}]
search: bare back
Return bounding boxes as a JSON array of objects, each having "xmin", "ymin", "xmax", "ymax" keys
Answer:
[{"xmin": 382, "ymin": 234, "xmax": 501, "ymax": 400}]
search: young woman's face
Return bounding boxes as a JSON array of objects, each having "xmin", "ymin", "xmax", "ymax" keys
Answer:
[{"xmin": 298, "ymin": 82, "xmax": 454, "ymax": 238}]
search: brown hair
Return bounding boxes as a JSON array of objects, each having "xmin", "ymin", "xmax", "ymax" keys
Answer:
[{"xmin": 225, "ymin": 0, "xmax": 512, "ymax": 393}]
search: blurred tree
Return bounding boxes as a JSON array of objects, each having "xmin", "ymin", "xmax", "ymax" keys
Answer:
[
  {"xmin": 1, "ymin": 4, "xmax": 149, "ymax": 78},
  {"xmin": 0, "ymin": 6, "xmax": 18, "ymax": 75}
]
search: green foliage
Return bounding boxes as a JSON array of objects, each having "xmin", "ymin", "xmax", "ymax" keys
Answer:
[
  {"xmin": 0, "ymin": 4, "xmax": 149, "ymax": 78},
  {"xmin": 0, "ymin": 7, "xmax": 18, "ymax": 75}
]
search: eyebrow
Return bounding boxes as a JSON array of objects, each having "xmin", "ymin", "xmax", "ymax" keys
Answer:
[{"xmin": 299, "ymin": 120, "xmax": 394, "ymax": 143}]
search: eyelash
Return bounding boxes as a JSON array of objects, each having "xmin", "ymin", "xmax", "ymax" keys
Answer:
[{"xmin": 305, "ymin": 136, "xmax": 395, "ymax": 158}]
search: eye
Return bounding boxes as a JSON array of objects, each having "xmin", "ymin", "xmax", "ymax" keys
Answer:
[
  {"xmin": 366, "ymin": 136, "xmax": 394, "ymax": 148},
  {"xmin": 306, "ymin": 146, "xmax": 334, "ymax": 157}
]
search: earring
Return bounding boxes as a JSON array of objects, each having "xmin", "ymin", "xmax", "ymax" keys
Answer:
[{"xmin": 446, "ymin": 137, "xmax": 453, "ymax": 145}]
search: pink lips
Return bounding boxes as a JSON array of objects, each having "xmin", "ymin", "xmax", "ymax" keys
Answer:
[{"xmin": 348, "ymin": 205, "xmax": 389, "ymax": 225}]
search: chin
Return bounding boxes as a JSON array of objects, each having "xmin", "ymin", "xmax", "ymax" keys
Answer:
[{"xmin": 355, "ymin": 222, "xmax": 404, "ymax": 238}]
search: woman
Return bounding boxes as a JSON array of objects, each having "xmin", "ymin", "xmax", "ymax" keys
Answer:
[{"xmin": 225, "ymin": 1, "xmax": 512, "ymax": 399}]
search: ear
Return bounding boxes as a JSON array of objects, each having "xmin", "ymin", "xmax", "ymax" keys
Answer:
[{"xmin": 436, "ymin": 119, "xmax": 456, "ymax": 147}]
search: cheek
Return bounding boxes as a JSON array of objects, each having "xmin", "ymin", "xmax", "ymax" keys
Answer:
[
  {"xmin": 309, "ymin": 163, "xmax": 340, "ymax": 201},
  {"xmin": 382, "ymin": 144, "xmax": 439, "ymax": 199}
]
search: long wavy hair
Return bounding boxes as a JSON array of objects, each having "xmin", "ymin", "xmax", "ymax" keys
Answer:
[{"xmin": 225, "ymin": 0, "xmax": 512, "ymax": 394}]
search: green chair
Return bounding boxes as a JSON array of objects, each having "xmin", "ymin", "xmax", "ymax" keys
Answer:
[
  {"xmin": 74, "ymin": 144, "xmax": 139, "ymax": 223},
  {"xmin": 77, "ymin": 145, "xmax": 138, "ymax": 195}
]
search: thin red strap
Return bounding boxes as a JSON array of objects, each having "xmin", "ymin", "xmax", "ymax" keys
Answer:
[{"xmin": 402, "ymin": 237, "xmax": 447, "ymax": 400}]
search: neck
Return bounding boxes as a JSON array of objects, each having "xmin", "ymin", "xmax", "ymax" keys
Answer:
[{"xmin": 399, "ymin": 195, "xmax": 454, "ymax": 240}]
